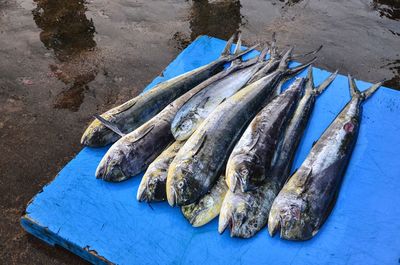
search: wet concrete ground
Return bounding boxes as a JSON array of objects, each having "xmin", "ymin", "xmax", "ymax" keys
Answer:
[{"xmin": 0, "ymin": 0, "xmax": 399, "ymax": 264}]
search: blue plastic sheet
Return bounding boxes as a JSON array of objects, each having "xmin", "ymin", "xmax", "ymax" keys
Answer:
[{"xmin": 21, "ymin": 36, "xmax": 400, "ymax": 265}]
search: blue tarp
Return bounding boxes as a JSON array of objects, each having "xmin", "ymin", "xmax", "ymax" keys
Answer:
[{"xmin": 21, "ymin": 36, "xmax": 400, "ymax": 265}]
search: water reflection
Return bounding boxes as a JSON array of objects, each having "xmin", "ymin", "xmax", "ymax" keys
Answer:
[
  {"xmin": 189, "ymin": 0, "xmax": 242, "ymax": 41},
  {"xmin": 383, "ymin": 60, "xmax": 400, "ymax": 89},
  {"xmin": 32, "ymin": 0, "xmax": 99, "ymax": 111},
  {"xmin": 372, "ymin": 0, "xmax": 400, "ymax": 21}
]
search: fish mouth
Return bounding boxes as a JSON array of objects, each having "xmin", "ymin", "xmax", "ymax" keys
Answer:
[
  {"xmin": 96, "ymin": 161, "xmax": 127, "ymax": 182},
  {"xmin": 218, "ymin": 214, "xmax": 231, "ymax": 234},
  {"xmin": 166, "ymin": 185, "xmax": 178, "ymax": 207},
  {"xmin": 268, "ymin": 202, "xmax": 314, "ymax": 241},
  {"xmin": 227, "ymin": 172, "xmax": 239, "ymax": 192},
  {"xmin": 136, "ymin": 179, "xmax": 148, "ymax": 202}
]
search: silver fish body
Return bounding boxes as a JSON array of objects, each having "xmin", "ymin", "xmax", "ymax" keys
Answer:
[
  {"xmin": 182, "ymin": 175, "xmax": 228, "ymax": 227},
  {"xmin": 167, "ymin": 71, "xmax": 283, "ymax": 206},
  {"xmin": 95, "ymin": 59, "xmax": 255, "ymax": 182},
  {"xmin": 270, "ymin": 67, "xmax": 337, "ymax": 185},
  {"xmin": 137, "ymin": 140, "xmax": 185, "ymax": 202},
  {"xmin": 166, "ymin": 49, "xmax": 315, "ymax": 206},
  {"xmin": 268, "ymin": 76, "xmax": 382, "ymax": 241},
  {"xmin": 171, "ymin": 63, "xmax": 266, "ymax": 141},
  {"xmin": 226, "ymin": 78, "xmax": 305, "ymax": 193},
  {"xmin": 81, "ymin": 34, "xmax": 256, "ymax": 147},
  {"xmin": 219, "ymin": 71, "xmax": 337, "ymax": 238}
]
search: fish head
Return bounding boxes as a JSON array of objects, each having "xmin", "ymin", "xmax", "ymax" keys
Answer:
[
  {"xmin": 81, "ymin": 115, "xmax": 120, "ymax": 147},
  {"xmin": 95, "ymin": 148, "xmax": 129, "ymax": 182},
  {"xmin": 268, "ymin": 193, "xmax": 314, "ymax": 240},
  {"xmin": 137, "ymin": 170, "xmax": 167, "ymax": 202},
  {"xmin": 172, "ymin": 113, "xmax": 200, "ymax": 141},
  {"xmin": 227, "ymin": 153, "xmax": 263, "ymax": 192},
  {"xmin": 182, "ymin": 196, "xmax": 216, "ymax": 227},
  {"xmin": 219, "ymin": 191, "xmax": 254, "ymax": 238},
  {"xmin": 167, "ymin": 158, "xmax": 202, "ymax": 206}
]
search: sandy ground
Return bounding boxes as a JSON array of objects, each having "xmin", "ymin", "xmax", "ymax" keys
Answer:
[{"xmin": 0, "ymin": 0, "xmax": 399, "ymax": 264}]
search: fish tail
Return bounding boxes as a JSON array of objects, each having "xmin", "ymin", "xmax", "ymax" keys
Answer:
[
  {"xmin": 305, "ymin": 67, "xmax": 337, "ymax": 95},
  {"xmin": 284, "ymin": 56, "xmax": 317, "ymax": 76},
  {"xmin": 258, "ymin": 46, "xmax": 270, "ymax": 62},
  {"xmin": 221, "ymin": 33, "xmax": 259, "ymax": 62},
  {"xmin": 277, "ymin": 47, "xmax": 294, "ymax": 71},
  {"xmin": 315, "ymin": 69, "xmax": 338, "ymax": 95},
  {"xmin": 221, "ymin": 33, "xmax": 236, "ymax": 57},
  {"xmin": 269, "ymin": 32, "xmax": 278, "ymax": 59},
  {"xmin": 233, "ymin": 45, "xmax": 269, "ymax": 69},
  {"xmin": 292, "ymin": 45, "xmax": 323, "ymax": 60},
  {"xmin": 348, "ymin": 75, "xmax": 383, "ymax": 101},
  {"xmin": 233, "ymin": 32, "xmax": 242, "ymax": 55}
]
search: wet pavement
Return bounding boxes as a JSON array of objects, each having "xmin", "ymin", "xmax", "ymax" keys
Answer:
[{"xmin": 0, "ymin": 0, "xmax": 399, "ymax": 264}]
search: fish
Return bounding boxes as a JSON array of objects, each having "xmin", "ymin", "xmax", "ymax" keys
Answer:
[
  {"xmin": 95, "ymin": 44, "xmax": 259, "ymax": 182},
  {"xmin": 81, "ymin": 33, "xmax": 257, "ymax": 147},
  {"xmin": 218, "ymin": 69, "xmax": 337, "ymax": 238},
  {"xmin": 270, "ymin": 67, "xmax": 337, "ymax": 185},
  {"xmin": 182, "ymin": 175, "xmax": 228, "ymax": 227},
  {"xmin": 167, "ymin": 48, "xmax": 315, "ymax": 206},
  {"xmin": 137, "ymin": 140, "xmax": 185, "ymax": 202},
  {"xmin": 225, "ymin": 78, "xmax": 306, "ymax": 193},
  {"xmin": 268, "ymin": 75, "xmax": 382, "ymax": 241},
  {"xmin": 218, "ymin": 181, "xmax": 278, "ymax": 238},
  {"xmin": 171, "ymin": 41, "xmax": 271, "ymax": 141}
]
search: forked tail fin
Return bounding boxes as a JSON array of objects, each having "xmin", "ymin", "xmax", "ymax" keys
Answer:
[
  {"xmin": 348, "ymin": 74, "xmax": 383, "ymax": 101},
  {"xmin": 305, "ymin": 66, "xmax": 338, "ymax": 95},
  {"xmin": 220, "ymin": 33, "xmax": 259, "ymax": 62}
]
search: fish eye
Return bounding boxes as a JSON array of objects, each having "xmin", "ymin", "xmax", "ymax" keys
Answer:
[
  {"xmin": 240, "ymin": 168, "xmax": 248, "ymax": 176},
  {"xmin": 178, "ymin": 181, "xmax": 185, "ymax": 189}
]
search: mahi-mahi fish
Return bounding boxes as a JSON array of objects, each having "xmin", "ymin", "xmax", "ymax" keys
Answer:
[
  {"xmin": 171, "ymin": 46, "xmax": 272, "ymax": 140},
  {"xmin": 268, "ymin": 75, "xmax": 382, "ymax": 241},
  {"xmin": 225, "ymin": 78, "xmax": 305, "ymax": 193},
  {"xmin": 218, "ymin": 70, "xmax": 337, "ymax": 238},
  {"xmin": 81, "ymin": 33, "xmax": 257, "ymax": 147},
  {"xmin": 166, "ymin": 48, "xmax": 316, "ymax": 206},
  {"xmin": 95, "ymin": 43, "xmax": 259, "ymax": 182},
  {"xmin": 182, "ymin": 175, "xmax": 228, "ymax": 227},
  {"xmin": 270, "ymin": 67, "xmax": 337, "ymax": 185},
  {"xmin": 218, "ymin": 78, "xmax": 304, "ymax": 238},
  {"xmin": 137, "ymin": 140, "xmax": 186, "ymax": 202},
  {"xmin": 171, "ymin": 35, "xmax": 282, "ymax": 141}
]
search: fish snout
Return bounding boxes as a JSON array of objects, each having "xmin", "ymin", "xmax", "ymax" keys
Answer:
[
  {"xmin": 268, "ymin": 199, "xmax": 313, "ymax": 240},
  {"xmin": 166, "ymin": 183, "xmax": 177, "ymax": 207},
  {"xmin": 96, "ymin": 157, "xmax": 128, "ymax": 182},
  {"xmin": 218, "ymin": 207, "xmax": 232, "ymax": 234},
  {"xmin": 137, "ymin": 177, "xmax": 149, "ymax": 202}
]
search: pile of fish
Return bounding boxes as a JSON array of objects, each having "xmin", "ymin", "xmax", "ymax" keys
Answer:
[{"xmin": 81, "ymin": 33, "xmax": 382, "ymax": 240}]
